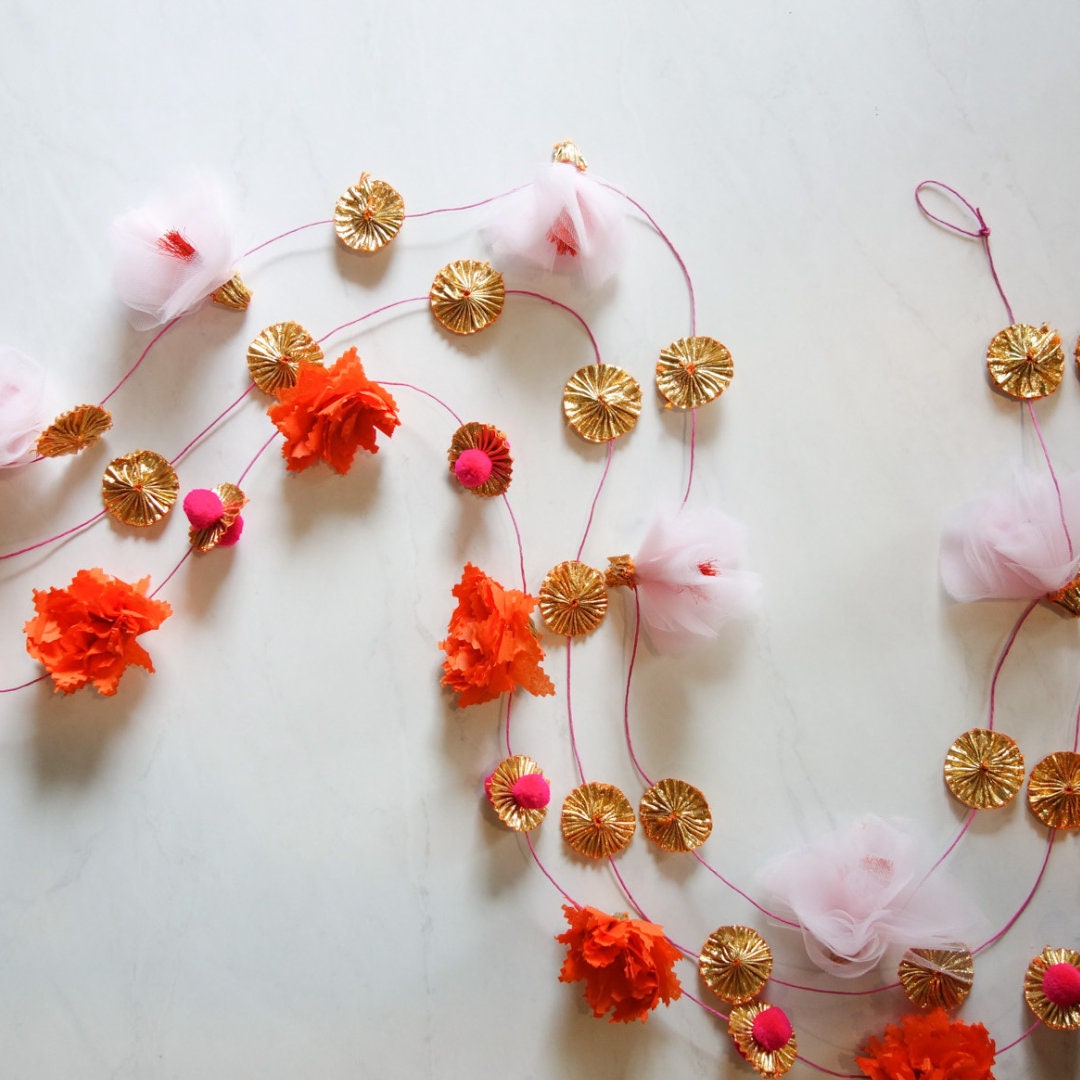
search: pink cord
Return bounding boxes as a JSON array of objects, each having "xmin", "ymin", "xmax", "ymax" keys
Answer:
[
  {"xmin": 502, "ymin": 496, "xmax": 528, "ymax": 593},
  {"xmin": 564, "ymin": 643, "xmax": 587, "ymax": 785},
  {"xmin": 987, "ymin": 600, "xmax": 1038, "ymax": 730},
  {"xmin": 606, "ymin": 857, "xmax": 695, "ymax": 958},
  {"xmin": 974, "ymin": 829, "xmax": 1055, "ymax": 954},
  {"xmin": 237, "ymin": 432, "xmax": 279, "ymax": 487},
  {"xmin": 150, "ymin": 548, "xmax": 193, "ymax": 598},
  {"xmin": 769, "ymin": 975, "xmax": 900, "ymax": 997},
  {"xmin": 0, "ymin": 674, "xmax": 48, "ymax": 694},
  {"xmin": 1073, "ymin": 696, "xmax": 1080, "ymax": 754},
  {"xmin": 681, "ymin": 409, "xmax": 697, "ymax": 506},
  {"xmin": 525, "ymin": 832, "xmax": 579, "ymax": 907},
  {"xmin": 997, "ymin": 1019, "xmax": 1041, "ymax": 1054},
  {"xmin": 406, "ymin": 184, "xmax": 527, "ymax": 220},
  {"xmin": 922, "ymin": 808, "xmax": 978, "ymax": 880},
  {"xmin": 681, "ymin": 989, "xmax": 728, "ymax": 1022},
  {"xmin": 503, "ymin": 694, "xmax": 513, "ymax": 757},
  {"xmin": 380, "ymin": 381, "xmax": 464, "ymax": 425},
  {"xmin": 100, "ymin": 318, "xmax": 183, "ymax": 406},
  {"xmin": 575, "ymin": 441, "xmax": 614, "ymax": 560},
  {"xmin": 690, "ymin": 850, "xmax": 800, "ymax": 928},
  {"xmin": 1025, "ymin": 399, "xmax": 1073, "ymax": 558},
  {"xmin": 317, "ymin": 296, "xmax": 428, "ymax": 345},
  {"xmin": 622, "ymin": 589, "xmax": 652, "ymax": 785},
  {"xmin": 240, "ymin": 220, "xmax": 333, "ymax": 260},
  {"xmin": 1, "ymin": 510, "xmax": 107, "ymax": 561},
  {"xmin": 170, "ymin": 383, "xmax": 257, "ymax": 465},
  {"xmin": 506, "ymin": 289, "xmax": 603, "ymax": 366}
]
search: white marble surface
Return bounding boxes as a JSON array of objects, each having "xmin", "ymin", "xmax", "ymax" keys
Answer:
[{"xmin": 2, "ymin": 1, "xmax": 1079, "ymax": 1077}]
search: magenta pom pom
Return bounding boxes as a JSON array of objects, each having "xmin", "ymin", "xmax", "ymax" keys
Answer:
[
  {"xmin": 183, "ymin": 488, "xmax": 224, "ymax": 529},
  {"xmin": 218, "ymin": 515, "xmax": 244, "ymax": 547},
  {"xmin": 454, "ymin": 448, "xmax": 493, "ymax": 488},
  {"xmin": 751, "ymin": 1007, "xmax": 792, "ymax": 1052},
  {"xmin": 511, "ymin": 774, "xmax": 550, "ymax": 809},
  {"xmin": 1043, "ymin": 962, "xmax": 1080, "ymax": 1008}
]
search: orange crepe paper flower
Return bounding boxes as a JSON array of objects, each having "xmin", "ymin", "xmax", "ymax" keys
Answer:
[
  {"xmin": 857, "ymin": 1008, "xmax": 996, "ymax": 1080},
  {"xmin": 24, "ymin": 568, "xmax": 173, "ymax": 696},
  {"xmin": 267, "ymin": 347, "xmax": 400, "ymax": 474},
  {"xmin": 556, "ymin": 904, "xmax": 683, "ymax": 1023},
  {"xmin": 439, "ymin": 563, "xmax": 555, "ymax": 707}
]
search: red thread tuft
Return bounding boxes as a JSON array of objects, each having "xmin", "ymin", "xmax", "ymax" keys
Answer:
[
  {"xmin": 157, "ymin": 230, "xmax": 197, "ymax": 260},
  {"xmin": 547, "ymin": 211, "xmax": 579, "ymax": 257}
]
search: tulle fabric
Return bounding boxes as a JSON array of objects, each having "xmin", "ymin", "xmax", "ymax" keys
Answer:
[
  {"xmin": 760, "ymin": 817, "xmax": 977, "ymax": 979},
  {"xmin": 111, "ymin": 172, "xmax": 238, "ymax": 329},
  {"xmin": 0, "ymin": 348, "xmax": 47, "ymax": 469},
  {"xmin": 484, "ymin": 162, "xmax": 626, "ymax": 288},
  {"xmin": 634, "ymin": 506, "xmax": 759, "ymax": 654},
  {"xmin": 940, "ymin": 471, "xmax": 1080, "ymax": 601}
]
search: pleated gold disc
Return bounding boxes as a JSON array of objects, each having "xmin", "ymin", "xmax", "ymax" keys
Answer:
[
  {"xmin": 334, "ymin": 173, "xmax": 405, "ymax": 252},
  {"xmin": 210, "ymin": 272, "xmax": 252, "ymax": 311},
  {"xmin": 943, "ymin": 728, "xmax": 1024, "ymax": 809},
  {"xmin": 898, "ymin": 947, "xmax": 974, "ymax": 1010},
  {"xmin": 1047, "ymin": 568, "xmax": 1080, "ymax": 618},
  {"xmin": 538, "ymin": 561, "xmax": 608, "ymax": 636},
  {"xmin": 986, "ymin": 323, "xmax": 1064, "ymax": 399},
  {"xmin": 561, "ymin": 782, "xmax": 636, "ymax": 858},
  {"xmin": 246, "ymin": 321, "xmax": 324, "ymax": 396},
  {"xmin": 429, "ymin": 260, "xmax": 505, "ymax": 335},
  {"xmin": 36, "ymin": 404, "xmax": 112, "ymax": 457},
  {"xmin": 563, "ymin": 364, "xmax": 642, "ymax": 442},
  {"xmin": 189, "ymin": 483, "xmax": 247, "ymax": 552},
  {"xmin": 605, "ymin": 554, "xmax": 636, "ymax": 589},
  {"xmin": 727, "ymin": 1003, "xmax": 797, "ymax": 1078},
  {"xmin": 1027, "ymin": 751, "xmax": 1080, "ymax": 829},
  {"xmin": 487, "ymin": 755, "xmax": 548, "ymax": 833},
  {"xmin": 552, "ymin": 140, "xmax": 588, "ymax": 170},
  {"xmin": 101, "ymin": 450, "xmax": 179, "ymax": 526},
  {"xmin": 639, "ymin": 778, "xmax": 713, "ymax": 852},
  {"xmin": 655, "ymin": 336, "xmax": 733, "ymax": 409},
  {"xmin": 447, "ymin": 422, "xmax": 513, "ymax": 497},
  {"xmin": 699, "ymin": 926, "xmax": 773, "ymax": 1005},
  {"xmin": 1024, "ymin": 946, "xmax": 1080, "ymax": 1030}
]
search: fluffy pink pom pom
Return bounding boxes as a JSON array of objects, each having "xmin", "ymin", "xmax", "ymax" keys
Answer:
[
  {"xmin": 111, "ymin": 172, "xmax": 238, "ymax": 329},
  {"xmin": 218, "ymin": 515, "xmax": 244, "ymax": 547},
  {"xmin": 759, "ymin": 817, "xmax": 977, "ymax": 979},
  {"xmin": 633, "ymin": 506, "xmax": 759, "ymax": 655},
  {"xmin": 484, "ymin": 161, "xmax": 626, "ymax": 289},
  {"xmin": 940, "ymin": 471, "xmax": 1080, "ymax": 601},
  {"xmin": 183, "ymin": 488, "xmax": 224, "ymax": 529},
  {"xmin": 0, "ymin": 348, "xmax": 48, "ymax": 469}
]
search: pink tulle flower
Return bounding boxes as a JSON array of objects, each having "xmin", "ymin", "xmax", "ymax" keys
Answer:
[
  {"xmin": 111, "ymin": 172, "xmax": 239, "ymax": 329},
  {"xmin": 940, "ymin": 471, "xmax": 1080, "ymax": 601},
  {"xmin": 0, "ymin": 348, "xmax": 47, "ymax": 469},
  {"xmin": 633, "ymin": 506, "xmax": 759, "ymax": 655},
  {"xmin": 760, "ymin": 817, "xmax": 976, "ymax": 979},
  {"xmin": 484, "ymin": 161, "xmax": 626, "ymax": 288}
]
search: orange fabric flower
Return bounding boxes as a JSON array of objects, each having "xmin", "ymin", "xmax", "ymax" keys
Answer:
[
  {"xmin": 439, "ymin": 563, "xmax": 555, "ymax": 707},
  {"xmin": 556, "ymin": 904, "xmax": 683, "ymax": 1023},
  {"xmin": 267, "ymin": 347, "xmax": 400, "ymax": 473},
  {"xmin": 24, "ymin": 568, "xmax": 173, "ymax": 696},
  {"xmin": 857, "ymin": 1008, "xmax": 996, "ymax": 1080}
]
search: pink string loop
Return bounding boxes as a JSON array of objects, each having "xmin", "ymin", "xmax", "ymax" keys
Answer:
[{"xmin": 914, "ymin": 180, "xmax": 990, "ymax": 240}]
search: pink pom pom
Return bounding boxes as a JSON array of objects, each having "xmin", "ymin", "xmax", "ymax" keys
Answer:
[
  {"xmin": 483, "ymin": 771, "xmax": 496, "ymax": 803},
  {"xmin": 511, "ymin": 774, "xmax": 550, "ymax": 810},
  {"xmin": 218, "ymin": 515, "xmax": 244, "ymax": 547},
  {"xmin": 454, "ymin": 448, "xmax": 493, "ymax": 488},
  {"xmin": 751, "ymin": 1007, "xmax": 792, "ymax": 1052},
  {"xmin": 1043, "ymin": 963, "xmax": 1080, "ymax": 1008},
  {"xmin": 183, "ymin": 488, "xmax": 224, "ymax": 529}
]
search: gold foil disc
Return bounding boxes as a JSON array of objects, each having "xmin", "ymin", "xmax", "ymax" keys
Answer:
[
  {"xmin": 334, "ymin": 173, "xmax": 405, "ymax": 253},
  {"xmin": 538, "ymin": 561, "xmax": 608, "ymax": 636},
  {"xmin": 1024, "ymin": 946, "xmax": 1080, "ymax": 1030},
  {"xmin": 552, "ymin": 140, "xmax": 588, "ymax": 171},
  {"xmin": 563, "ymin": 364, "xmax": 642, "ymax": 442},
  {"xmin": 1047, "ymin": 568, "xmax": 1080, "ymax": 617},
  {"xmin": 1027, "ymin": 750, "xmax": 1080, "ymax": 829},
  {"xmin": 943, "ymin": 728, "xmax": 1025, "ymax": 809},
  {"xmin": 189, "ymin": 482, "xmax": 248, "ymax": 552},
  {"xmin": 986, "ymin": 323, "xmax": 1064, "ymax": 399},
  {"xmin": 728, "ymin": 1002, "xmax": 797, "ymax": 1078},
  {"xmin": 561, "ymin": 782, "xmax": 636, "ymax": 858},
  {"xmin": 487, "ymin": 755, "xmax": 549, "ymax": 832},
  {"xmin": 639, "ymin": 778, "xmax": 713, "ymax": 852},
  {"xmin": 36, "ymin": 404, "xmax": 112, "ymax": 457},
  {"xmin": 430, "ymin": 260, "xmax": 505, "ymax": 335},
  {"xmin": 898, "ymin": 947, "xmax": 974, "ymax": 1010},
  {"xmin": 247, "ymin": 321, "xmax": 324, "ymax": 397},
  {"xmin": 210, "ymin": 272, "xmax": 252, "ymax": 311},
  {"xmin": 447, "ymin": 422, "xmax": 513, "ymax": 497},
  {"xmin": 655, "ymin": 336, "xmax": 734, "ymax": 409},
  {"xmin": 699, "ymin": 926, "xmax": 773, "ymax": 1005},
  {"xmin": 102, "ymin": 449, "xmax": 179, "ymax": 526},
  {"xmin": 605, "ymin": 554, "xmax": 636, "ymax": 589}
]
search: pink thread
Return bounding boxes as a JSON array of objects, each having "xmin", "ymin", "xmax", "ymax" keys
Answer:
[
  {"xmin": 564, "ymin": 643, "xmax": 587, "ymax": 785},
  {"xmin": 501, "ymin": 495, "xmax": 528, "ymax": 593},
  {"xmin": 170, "ymin": 383, "xmax": 257, "ymax": 464},
  {"xmin": 922, "ymin": 808, "xmax": 978, "ymax": 881},
  {"xmin": 100, "ymin": 317, "xmax": 183, "ymax": 406},
  {"xmin": 504, "ymin": 693, "xmax": 514, "ymax": 757},
  {"xmin": 1073, "ymin": 697, "xmax": 1080, "ymax": 754},
  {"xmin": 237, "ymin": 432, "xmax": 279, "ymax": 487},
  {"xmin": 240, "ymin": 220, "xmax": 333, "ymax": 260},
  {"xmin": 1, "ymin": 509, "xmax": 107, "ymax": 562},
  {"xmin": 690, "ymin": 850, "xmax": 800, "ymax": 929},
  {"xmin": 406, "ymin": 184, "xmax": 528, "ymax": 220},
  {"xmin": 623, "ymin": 589, "xmax": 652, "ymax": 785},
  {"xmin": 681, "ymin": 989, "xmax": 728, "ymax": 1023},
  {"xmin": 988, "ymin": 600, "xmax": 1038, "ymax": 730},
  {"xmin": 317, "ymin": 296, "xmax": 428, "ymax": 345},
  {"xmin": 769, "ymin": 976, "xmax": 900, "ymax": 997},
  {"xmin": 1025, "ymin": 400, "xmax": 1073, "ymax": 558},
  {"xmin": 974, "ymin": 829, "xmax": 1056, "ymax": 953},
  {"xmin": 682, "ymin": 409, "xmax": 697, "ymax": 506},
  {"xmin": 792, "ymin": 1059, "xmax": 862, "ymax": 1079},
  {"xmin": 997, "ymin": 1019, "xmax": 1041, "ymax": 1055},
  {"xmin": 505, "ymin": 290, "xmax": 603, "ymax": 366},
  {"xmin": 0, "ymin": 674, "xmax": 49, "ymax": 694},
  {"xmin": 575, "ymin": 441, "xmax": 614, "ymax": 560},
  {"xmin": 380, "ymin": 381, "xmax": 464, "ymax": 425},
  {"xmin": 150, "ymin": 548, "xmax": 193, "ymax": 598},
  {"xmin": 525, "ymin": 832, "xmax": 579, "ymax": 907},
  {"xmin": 606, "ymin": 857, "xmax": 695, "ymax": 958}
]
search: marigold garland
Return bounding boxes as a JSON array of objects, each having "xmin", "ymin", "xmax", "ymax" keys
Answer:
[
  {"xmin": 24, "ymin": 568, "xmax": 173, "ymax": 696},
  {"xmin": 856, "ymin": 1007, "xmax": 996, "ymax": 1080},
  {"xmin": 267, "ymin": 346, "xmax": 400, "ymax": 474},
  {"xmin": 556, "ymin": 904, "xmax": 683, "ymax": 1023}
]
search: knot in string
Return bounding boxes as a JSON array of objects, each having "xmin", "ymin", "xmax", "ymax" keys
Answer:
[{"xmin": 914, "ymin": 180, "xmax": 990, "ymax": 239}]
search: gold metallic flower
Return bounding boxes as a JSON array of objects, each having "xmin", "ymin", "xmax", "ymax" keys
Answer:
[
  {"xmin": 699, "ymin": 926, "xmax": 773, "ymax": 1005},
  {"xmin": 898, "ymin": 947, "xmax": 974, "ymax": 1010},
  {"xmin": 210, "ymin": 273, "xmax": 252, "ymax": 311},
  {"xmin": 655, "ymin": 336, "xmax": 734, "ymax": 409},
  {"xmin": 189, "ymin": 483, "xmax": 247, "ymax": 552},
  {"xmin": 334, "ymin": 173, "xmax": 405, "ymax": 253},
  {"xmin": 538, "ymin": 561, "xmax": 608, "ymax": 636},
  {"xmin": 1047, "ymin": 568, "xmax": 1080, "ymax": 617},
  {"xmin": 986, "ymin": 323, "xmax": 1064, "ymax": 399},
  {"xmin": 943, "ymin": 728, "xmax": 1024, "ymax": 809},
  {"xmin": 563, "ymin": 364, "xmax": 642, "ymax": 442},
  {"xmin": 447, "ymin": 422, "xmax": 513, "ymax": 497},
  {"xmin": 1027, "ymin": 750, "xmax": 1080, "ymax": 829},
  {"xmin": 36, "ymin": 404, "xmax": 112, "ymax": 457},
  {"xmin": 430, "ymin": 260, "xmax": 505, "ymax": 335},
  {"xmin": 552, "ymin": 140, "xmax": 588, "ymax": 171},
  {"xmin": 247, "ymin": 321, "xmax": 324, "ymax": 397},
  {"xmin": 101, "ymin": 450, "xmax": 179, "ymax": 527},
  {"xmin": 561, "ymin": 782, "xmax": 636, "ymax": 858},
  {"xmin": 605, "ymin": 554, "xmax": 636, "ymax": 589},
  {"xmin": 728, "ymin": 1002, "xmax": 797, "ymax": 1078},
  {"xmin": 639, "ymin": 778, "xmax": 713, "ymax": 852},
  {"xmin": 1024, "ymin": 946, "xmax": 1080, "ymax": 1030},
  {"xmin": 486, "ymin": 755, "xmax": 549, "ymax": 832}
]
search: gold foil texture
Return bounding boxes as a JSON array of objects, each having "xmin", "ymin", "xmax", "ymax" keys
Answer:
[
  {"xmin": 604, "ymin": 554, "xmax": 636, "ymax": 590},
  {"xmin": 728, "ymin": 1002, "xmax": 797, "ymax": 1078},
  {"xmin": 247, "ymin": 321, "xmax": 324, "ymax": 397},
  {"xmin": 561, "ymin": 782, "xmax": 636, "ymax": 858},
  {"xmin": 189, "ymin": 483, "xmax": 247, "ymax": 552},
  {"xmin": 101, "ymin": 449, "xmax": 179, "ymax": 526},
  {"xmin": 699, "ymin": 926, "xmax": 773, "ymax": 1005},
  {"xmin": 655, "ymin": 336, "xmax": 733, "ymax": 409},
  {"xmin": 487, "ymin": 755, "xmax": 548, "ymax": 832},
  {"xmin": 563, "ymin": 364, "xmax": 642, "ymax": 442},
  {"xmin": 447, "ymin": 422, "xmax": 513, "ymax": 497},
  {"xmin": 552, "ymin": 140, "xmax": 588, "ymax": 171},
  {"xmin": 638, "ymin": 778, "xmax": 713, "ymax": 852},
  {"xmin": 986, "ymin": 323, "xmax": 1064, "ymax": 399},
  {"xmin": 1047, "ymin": 568, "xmax": 1080, "ymax": 617},
  {"xmin": 1024, "ymin": 946, "xmax": 1080, "ymax": 1030},
  {"xmin": 943, "ymin": 728, "xmax": 1024, "ymax": 809},
  {"xmin": 334, "ymin": 173, "xmax": 405, "ymax": 252},
  {"xmin": 1027, "ymin": 750, "xmax": 1080, "ymax": 829},
  {"xmin": 36, "ymin": 404, "xmax": 112, "ymax": 457},
  {"xmin": 538, "ymin": 561, "xmax": 608, "ymax": 636},
  {"xmin": 430, "ymin": 260, "xmax": 505, "ymax": 335},
  {"xmin": 210, "ymin": 273, "xmax": 252, "ymax": 311},
  {"xmin": 898, "ymin": 947, "xmax": 974, "ymax": 1010}
]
